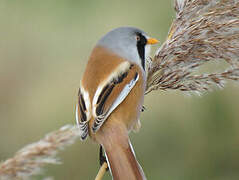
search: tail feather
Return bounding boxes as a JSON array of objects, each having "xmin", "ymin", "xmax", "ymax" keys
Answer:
[
  {"xmin": 104, "ymin": 139, "xmax": 146, "ymax": 180},
  {"xmin": 98, "ymin": 124, "xmax": 146, "ymax": 180}
]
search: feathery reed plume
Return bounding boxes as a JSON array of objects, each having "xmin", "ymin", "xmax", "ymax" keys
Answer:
[
  {"xmin": 0, "ymin": 125, "xmax": 81, "ymax": 180},
  {"xmin": 146, "ymin": 0, "xmax": 239, "ymax": 94}
]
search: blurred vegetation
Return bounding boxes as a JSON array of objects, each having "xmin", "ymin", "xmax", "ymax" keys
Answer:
[{"xmin": 0, "ymin": 0, "xmax": 239, "ymax": 179}]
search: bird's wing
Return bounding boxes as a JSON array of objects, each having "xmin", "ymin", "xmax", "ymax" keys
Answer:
[
  {"xmin": 92, "ymin": 63, "xmax": 139, "ymax": 132},
  {"xmin": 76, "ymin": 87, "xmax": 91, "ymax": 140}
]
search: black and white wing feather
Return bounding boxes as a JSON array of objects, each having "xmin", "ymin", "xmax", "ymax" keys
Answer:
[
  {"xmin": 92, "ymin": 65, "xmax": 139, "ymax": 132},
  {"xmin": 76, "ymin": 87, "xmax": 90, "ymax": 140}
]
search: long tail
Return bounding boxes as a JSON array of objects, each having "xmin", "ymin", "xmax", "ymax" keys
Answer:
[{"xmin": 96, "ymin": 123, "xmax": 146, "ymax": 180}]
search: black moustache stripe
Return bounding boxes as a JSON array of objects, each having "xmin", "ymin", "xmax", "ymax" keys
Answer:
[{"xmin": 136, "ymin": 33, "xmax": 147, "ymax": 70}]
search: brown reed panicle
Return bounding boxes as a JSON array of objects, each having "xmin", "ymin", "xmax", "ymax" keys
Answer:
[
  {"xmin": 146, "ymin": 0, "xmax": 239, "ymax": 94},
  {"xmin": 0, "ymin": 125, "xmax": 81, "ymax": 180}
]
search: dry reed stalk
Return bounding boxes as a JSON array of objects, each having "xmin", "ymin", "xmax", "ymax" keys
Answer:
[
  {"xmin": 95, "ymin": 162, "xmax": 108, "ymax": 180},
  {"xmin": 0, "ymin": 125, "xmax": 81, "ymax": 180},
  {"xmin": 146, "ymin": 0, "xmax": 239, "ymax": 94}
]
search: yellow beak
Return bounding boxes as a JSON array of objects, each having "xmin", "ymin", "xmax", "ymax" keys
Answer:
[{"xmin": 147, "ymin": 38, "xmax": 159, "ymax": 45}]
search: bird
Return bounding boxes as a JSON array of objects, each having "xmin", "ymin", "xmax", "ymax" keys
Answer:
[{"xmin": 76, "ymin": 27, "xmax": 158, "ymax": 180}]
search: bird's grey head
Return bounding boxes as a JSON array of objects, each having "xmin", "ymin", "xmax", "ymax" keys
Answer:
[{"xmin": 97, "ymin": 27, "xmax": 158, "ymax": 71}]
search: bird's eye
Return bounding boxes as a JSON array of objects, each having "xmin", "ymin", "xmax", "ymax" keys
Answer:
[{"xmin": 136, "ymin": 35, "xmax": 140, "ymax": 41}]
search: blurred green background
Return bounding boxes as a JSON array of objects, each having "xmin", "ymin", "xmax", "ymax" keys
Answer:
[{"xmin": 1, "ymin": 0, "xmax": 239, "ymax": 180}]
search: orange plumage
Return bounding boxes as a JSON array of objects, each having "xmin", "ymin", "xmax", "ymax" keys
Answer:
[{"xmin": 76, "ymin": 27, "xmax": 158, "ymax": 180}]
